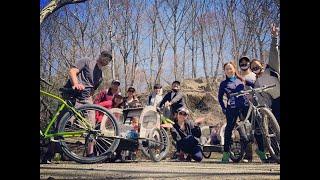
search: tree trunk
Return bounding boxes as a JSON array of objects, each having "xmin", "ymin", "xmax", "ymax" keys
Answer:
[
  {"xmin": 200, "ymin": 23, "xmax": 211, "ymax": 90},
  {"xmin": 182, "ymin": 31, "xmax": 187, "ymax": 79}
]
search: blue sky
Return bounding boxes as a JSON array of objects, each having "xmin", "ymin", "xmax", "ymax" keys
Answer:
[
  {"xmin": 40, "ymin": 0, "xmax": 50, "ymax": 9},
  {"xmin": 40, "ymin": 0, "xmax": 275, "ymax": 83}
]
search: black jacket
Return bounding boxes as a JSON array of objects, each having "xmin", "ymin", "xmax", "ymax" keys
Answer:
[
  {"xmin": 158, "ymin": 91, "xmax": 185, "ymax": 113},
  {"xmin": 170, "ymin": 119, "xmax": 201, "ymax": 142}
]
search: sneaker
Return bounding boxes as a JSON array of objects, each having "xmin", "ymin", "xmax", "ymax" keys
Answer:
[
  {"xmin": 170, "ymin": 151, "xmax": 179, "ymax": 160},
  {"xmin": 255, "ymin": 150, "xmax": 267, "ymax": 162},
  {"xmin": 241, "ymin": 159, "xmax": 249, "ymax": 163},
  {"xmin": 179, "ymin": 152, "xmax": 186, "ymax": 161},
  {"xmin": 41, "ymin": 159, "xmax": 52, "ymax": 164},
  {"xmin": 265, "ymin": 156, "xmax": 278, "ymax": 163},
  {"xmin": 114, "ymin": 158, "xmax": 124, "ymax": 163},
  {"xmin": 221, "ymin": 152, "xmax": 230, "ymax": 163}
]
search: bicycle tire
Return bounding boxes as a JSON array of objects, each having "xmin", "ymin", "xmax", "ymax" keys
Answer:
[
  {"xmin": 141, "ymin": 127, "xmax": 170, "ymax": 160},
  {"xmin": 259, "ymin": 107, "xmax": 280, "ymax": 163},
  {"xmin": 148, "ymin": 128, "xmax": 165, "ymax": 162},
  {"xmin": 217, "ymin": 123, "xmax": 245, "ymax": 162},
  {"xmin": 199, "ymin": 126, "xmax": 212, "ymax": 159},
  {"xmin": 229, "ymin": 128, "xmax": 245, "ymax": 163},
  {"xmin": 57, "ymin": 104, "xmax": 120, "ymax": 164}
]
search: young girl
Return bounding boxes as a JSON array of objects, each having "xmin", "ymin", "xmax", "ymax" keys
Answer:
[{"xmin": 218, "ymin": 61, "xmax": 267, "ymax": 163}]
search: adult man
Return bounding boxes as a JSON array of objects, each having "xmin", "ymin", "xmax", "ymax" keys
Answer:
[
  {"xmin": 64, "ymin": 50, "xmax": 113, "ymax": 104},
  {"xmin": 159, "ymin": 81, "xmax": 186, "ymax": 119},
  {"xmin": 41, "ymin": 50, "xmax": 113, "ymax": 163},
  {"xmin": 237, "ymin": 56, "xmax": 256, "ymax": 163}
]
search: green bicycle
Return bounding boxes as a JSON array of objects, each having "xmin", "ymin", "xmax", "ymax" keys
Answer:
[{"xmin": 40, "ymin": 78, "xmax": 120, "ymax": 164}]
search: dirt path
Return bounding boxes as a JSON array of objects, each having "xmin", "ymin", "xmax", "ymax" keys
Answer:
[{"xmin": 40, "ymin": 159, "xmax": 280, "ymax": 179}]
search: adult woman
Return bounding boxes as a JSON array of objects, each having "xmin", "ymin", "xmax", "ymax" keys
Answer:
[
  {"xmin": 218, "ymin": 61, "xmax": 267, "ymax": 163},
  {"xmin": 94, "ymin": 80, "xmax": 122, "ymax": 123},
  {"xmin": 123, "ymin": 87, "xmax": 141, "ymax": 108},
  {"xmin": 169, "ymin": 107, "xmax": 203, "ymax": 162},
  {"xmin": 94, "ymin": 80, "xmax": 121, "ymax": 107},
  {"xmin": 250, "ymin": 59, "xmax": 280, "ymax": 124}
]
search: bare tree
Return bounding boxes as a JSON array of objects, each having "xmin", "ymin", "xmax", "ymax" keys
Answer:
[
  {"xmin": 113, "ymin": 0, "xmax": 133, "ymax": 91},
  {"xmin": 130, "ymin": 0, "xmax": 146, "ymax": 86},
  {"xmin": 157, "ymin": 0, "xmax": 191, "ymax": 80},
  {"xmin": 40, "ymin": 0, "xmax": 280, "ymax": 97},
  {"xmin": 40, "ymin": 0, "xmax": 89, "ymax": 24},
  {"xmin": 187, "ymin": 1, "xmax": 199, "ymax": 78}
]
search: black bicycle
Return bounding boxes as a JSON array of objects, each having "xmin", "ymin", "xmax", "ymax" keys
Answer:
[{"xmin": 230, "ymin": 84, "xmax": 280, "ymax": 163}]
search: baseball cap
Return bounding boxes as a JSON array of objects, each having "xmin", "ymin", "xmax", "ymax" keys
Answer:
[{"xmin": 177, "ymin": 107, "xmax": 189, "ymax": 115}]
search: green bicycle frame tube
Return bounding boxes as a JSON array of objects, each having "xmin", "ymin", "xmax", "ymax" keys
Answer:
[
  {"xmin": 40, "ymin": 90, "xmax": 93, "ymax": 138},
  {"xmin": 45, "ymin": 131, "xmax": 87, "ymax": 138}
]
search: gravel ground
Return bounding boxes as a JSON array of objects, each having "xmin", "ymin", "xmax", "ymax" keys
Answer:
[{"xmin": 40, "ymin": 158, "xmax": 280, "ymax": 179}]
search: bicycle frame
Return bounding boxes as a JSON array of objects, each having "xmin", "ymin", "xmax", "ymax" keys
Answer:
[
  {"xmin": 40, "ymin": 89, "xmax": 93, "ymax": 139},
  {"xmin": 238, "ymin": 92, "xmax": 269, "ymax": 138}
]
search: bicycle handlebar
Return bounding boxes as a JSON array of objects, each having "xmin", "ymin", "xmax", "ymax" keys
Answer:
[{"xmin": 229, "ymin": 84, "xmax": 276, "ymax": 98}]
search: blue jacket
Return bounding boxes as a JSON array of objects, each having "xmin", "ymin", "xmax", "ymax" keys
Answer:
[{"xmin": 218, "ymin": 77, "xmax": 248, "ymax": 112}]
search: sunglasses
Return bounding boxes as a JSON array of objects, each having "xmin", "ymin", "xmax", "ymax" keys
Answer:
[
  {"xmin": 239, "ymin": 63, "xmax": 249, "ymax": 67},
  {"xmin": 251, "ymin": 66, "xmax": 261, "ymax": 71},
  {"xmin": 178, "ymin": 112, "xmax": 188, "ymax": 116}
]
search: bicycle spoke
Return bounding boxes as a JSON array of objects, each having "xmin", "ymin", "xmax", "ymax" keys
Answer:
[
  {"xmin": 73, "ymin": 121, "xmax": 87, "ymax": 130},
  {"xmin": 98, "ymin": 137, "xmax": 112, "ymax": 147},
  {"xmin": 95, "ymin": 140, "xmax": 108, "ymax": 154}
]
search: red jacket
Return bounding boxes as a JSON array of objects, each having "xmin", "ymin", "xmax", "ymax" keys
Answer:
[{"xmin": 94, "ymin": 88, "xmax": 120, "ymax": 122}]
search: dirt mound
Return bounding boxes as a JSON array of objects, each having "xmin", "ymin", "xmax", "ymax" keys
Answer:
[
  {"xmin": 138, "ymin": 77, "xmax": 226, "ymax": 125},
  {"xmin": 181, "ymin": 77, "xmax": 225, "ymax": 125}
]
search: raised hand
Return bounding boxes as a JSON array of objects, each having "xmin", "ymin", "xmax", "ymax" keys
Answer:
[
  {"xmin": 195, "ymin": 117, "xmax": 205, "ymax": 125},
  {"xmin": 271, "ymin": 23, "xmax": 279, "ymax": 37}
]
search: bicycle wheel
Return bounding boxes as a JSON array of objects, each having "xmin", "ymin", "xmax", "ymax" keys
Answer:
[
  {"xmin": 148, "ymin": 128, "xmax": 165, "ymax": 162},
  {"xmin": 57, "ymin": 104, "xmax": 120, "ymax": 164},
  {"xmin": 229, "ymin": 127, "xmax": 245, "ymax": 163},
  {"xmin": 199, "ymin": 126, "xmax": 212, "ymax": 158},
  {"xmin": 259, "ymin": 107, "xmax": 280, "ymax": 163},
  {"xmin": 141, "ymin": 127, "xmax": 170, "ymax": 160}
]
